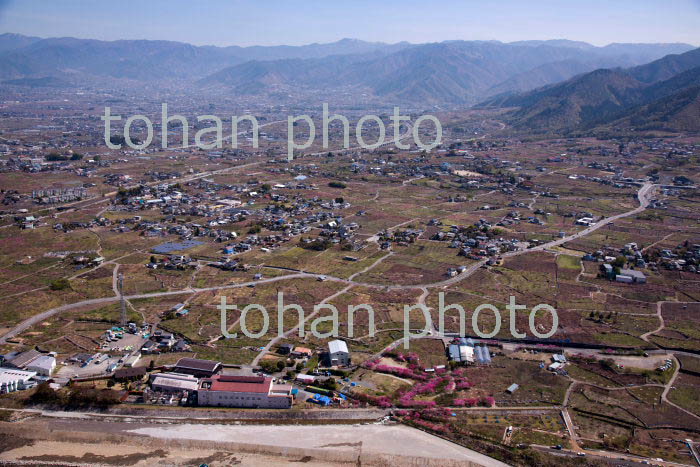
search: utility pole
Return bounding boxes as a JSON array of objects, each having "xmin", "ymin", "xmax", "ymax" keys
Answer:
[{"xmin": 118, "ymin": 272, "xmax": 126, "ymax": 326}]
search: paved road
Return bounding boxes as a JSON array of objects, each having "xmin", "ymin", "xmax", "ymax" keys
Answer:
[
  {"xmin": 0, "ymin": 272, "xmax": 318, "ymax": 344},
  {"xmin": 504, "ymin": 182, "xmax": 656, "ymax": 256},
  {"xmin": 357, "ymin": 182, "xmax": 657, "ymax": 291},
  {"xmin": 0, "ymin": 296, "xmax": 124, "ymax": 344}
]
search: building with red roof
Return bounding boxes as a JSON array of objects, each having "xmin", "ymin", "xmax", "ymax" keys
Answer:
[{"xmin": 197, "ymin": 374, "xmax": 293, "ymax": 409}]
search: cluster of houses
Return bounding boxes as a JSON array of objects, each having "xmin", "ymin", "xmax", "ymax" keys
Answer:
[
  {"xmin": 220, "ymin": 233, "xmax": 289, "ymax": 256},
  {"xmin": 121, "ymin": 217, "xmax": 240, "ymax": 242},
  {"xmin": 502, "ymin": 207, "xmax": 547, "ymax": 227},
  {"xmin": 546, "ymin": 354, "xmax": 568, "ymax": 373},
  {"xmin": 52, "ymin": 217, "xmax": 110, "ymax": 233},
  {"xmin": 1, "ymin": 154, "xmax": 107, "ymax": 176},
  {"xmin": 97, "ymin": 178, "xmax": 367, "ymax": 260},
  {"xmin": 431, "ymin": 220, "xmax": 519, "ymax": 260},
  {"xmin": 591, "ymin": 244, "xmax": 648, "ymax": 285},
  {"xmin": 104, "ymin": 173, "xmax": 133, "ymax": 186},
  {"xmin": 566, "ymin": 170, "xmax": 646, "ymax": 190},
  {"xmin": 586, "ymin": 240, "xmax": 700, "ymax": 282},
  {"xmin": 15, "ymin": 214, "xmax": 38, "ymax": 229},
  {"xmin": 377, "ymin": 227, "xmax": 423, "ymax": 249},
  {"xmin": 146, "ymin": 254, "xmax": 197, "ymax": 270},
  {"xmin": 653, "ymin": 243, "xmax": 700, "ymax": 274},
  {"xmin": 345, "ymin": 148, "xmax": 524, "ymax": 190},
  {"xmin": 141, "ymin": 328, "xmax": 190, "ymax": 354}
]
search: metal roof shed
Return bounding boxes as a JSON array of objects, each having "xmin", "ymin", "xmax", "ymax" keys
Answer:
[{"xmin": 328, "ymin": 340, "xmax": 349, "ymax": 354}]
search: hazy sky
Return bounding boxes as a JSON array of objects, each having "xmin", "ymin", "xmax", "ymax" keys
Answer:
[{"xmin": 1, "ymin": 0, "xmax": 699, "ymax": 47}]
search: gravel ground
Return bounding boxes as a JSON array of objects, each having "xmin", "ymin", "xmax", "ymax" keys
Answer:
[
  {"xmin": 0, "ymin": 417, "xmax": 509, "ymax": 466},
  {"xmin": 127, "ymin": 423, "xmax": 509, "ymax": 466}
]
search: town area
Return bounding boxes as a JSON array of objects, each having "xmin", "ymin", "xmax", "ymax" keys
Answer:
[{"xmin": 0, "ymin": 76, "xmax": 699, "ymax": 467}]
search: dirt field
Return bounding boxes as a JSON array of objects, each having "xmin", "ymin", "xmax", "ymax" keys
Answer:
[
  {"xmin": 566, "ymin": 349, "xmax": 674, "ymax": 370},
  {"xmin": 0, "ymin": 418, "xmax": 507, "ymax": 467},
  {"xmin": 128, "ymin": 423, "xmax": 508, "ymax": 465}
]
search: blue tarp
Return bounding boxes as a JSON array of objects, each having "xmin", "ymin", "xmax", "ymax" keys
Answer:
[{"xmin": 311, "ymin": 394, "xmax": 332, "ymax": 406}]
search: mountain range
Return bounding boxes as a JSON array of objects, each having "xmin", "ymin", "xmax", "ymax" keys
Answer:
[
  {"xmin": 478, "ymin": 48, "xmax": 700, "ymax": 133},
  {"xmin": 0, "ymin": 33, "xmax": 694, "ymax": 106},
  {"xmin": 0, "ymin": 34, "xmax": 412, "ymax": 82},
  {"xmin": 1, "ymin": 33, "xmax": 698, "ymax": 132},
  {"xmin": 197, "ymin": 40, "xmax": 695, "ymax": 105}
]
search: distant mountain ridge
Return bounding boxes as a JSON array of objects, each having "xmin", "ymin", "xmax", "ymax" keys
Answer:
[
  {"xmin": 0, "ymin": 33, "xmax": 42, "ymax": 53},
  {"xmin": 199, "ymin": 40, "xmax": 695, "ymax": 104},
  {"xmin": 478, "ymin": 47, "xmax": 700, "ymax": 132},
  {"xmin": 0, "ymin": 33, "xmax": 694, "ymax": 106},
  {"xmin": 0, "ymin": 33, "xmax": 411, "ymax": 81}
]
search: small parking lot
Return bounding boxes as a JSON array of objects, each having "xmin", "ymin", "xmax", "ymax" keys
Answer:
[
  {"xmin": 101, "ymin": 333, "xmax": 146, "ymax": 354},
  {"xmin": 54, "ymin": 332, "xmax": 147, "ymax": 381}
]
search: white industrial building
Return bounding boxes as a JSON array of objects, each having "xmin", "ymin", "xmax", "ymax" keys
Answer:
[
  {"xmin": 326, "ymin": 339, "xmax": 350, "ymax": 366},
  {"xmin": 25, "ymin": 355, "xmax": 56, "ymax": 376},
  {"xmin": 0, "ymin": 368, "xmax": 36, "ymax": 393}
]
